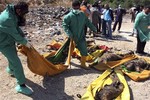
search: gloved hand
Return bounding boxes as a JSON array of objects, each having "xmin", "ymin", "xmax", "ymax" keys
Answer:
[{"xmin": 25, "ymin": 42, "xmax": 32, "ymax": 48}]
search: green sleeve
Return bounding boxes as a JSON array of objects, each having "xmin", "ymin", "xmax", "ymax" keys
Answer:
[
  {"xmin": 85, "ymin": 16, "xmax": 97, "ymax": 32},
  {"xmin": 134, "ymin": 13, "xmax": 141, "ymax": 30},
  {"xmin": 62, "ymin": 15, "xmax": 73, "ymax": 38},
  {"xmin": 0, "ymin": 19, "xmax": 27, "ymax": 45},
  {"xmin": 17, "ymin": 27, "xmax": 25, "ymax": 37}
]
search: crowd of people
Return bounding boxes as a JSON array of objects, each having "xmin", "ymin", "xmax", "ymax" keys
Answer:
[
  {"xmin": 0, "ymin": 0, "xmax": 150, "ymax": 96},
  {"xmin": 76, "ymin": 0, "xmax": 150, "ymax": 56},
  {"xmin": 78, "ymin": 0, "xmax": 127, "ymax": 39}
]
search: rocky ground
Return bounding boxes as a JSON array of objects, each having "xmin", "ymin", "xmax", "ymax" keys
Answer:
[{"xmin": 0, "ymin": 6, "xmax": 150, "ymax": 100}]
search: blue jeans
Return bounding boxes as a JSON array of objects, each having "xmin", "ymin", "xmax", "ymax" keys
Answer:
[{"xmin": 106, "ymin": 20, "xmax": 112, "ymax": 39}]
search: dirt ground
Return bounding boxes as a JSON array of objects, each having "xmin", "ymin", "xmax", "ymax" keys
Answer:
[{"xmin": 0, "ymin": 14, "xmax": 150, "ymax": 100}]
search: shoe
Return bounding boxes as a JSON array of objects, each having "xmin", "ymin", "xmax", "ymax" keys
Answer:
[
  {"xmin": 6, "ymin": 67, "xmax": 14, "ymax": 76},
  {"xmin": 140, "ymin": 52, "xmax": 148, "ymax": 55},
  {"xmin": 109, "ymin": 37, "xmax": 115, "ymax": 40},
  {"xmin": 129, "ymin": 34, "xmax": 134, "ymax": 36},
  {"xmin": 136, "ymin": 51, "xmax": 148, "ymax": 55},
  {"xmin": 15, "ymin": 84, "xmax": 33, "ymax": 95}
]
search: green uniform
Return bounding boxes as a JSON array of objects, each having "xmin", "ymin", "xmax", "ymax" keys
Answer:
[
  {"xmin": 134, "ymin": 12, "xmax": 150, "ymax": 42},
  {"xmin": 0, "ymin": 5, "xmax": 27, "ymax": 85},
  {"xmin": 63, "ymin": 9, "xmax": 97, "ymax": 56}
]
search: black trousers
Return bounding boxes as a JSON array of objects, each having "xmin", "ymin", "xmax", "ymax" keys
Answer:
[
  {"xmin": 98, "ymin": 17, "xmax": 101, "ymax": 32},
  {"xmin": 136, "ymin": 33, "xmax": 146, "ymax": 53},
  {"xmin": 102, "ymin": 19, "xmax": 106, "ymax": 35},
  {"xmin": 84, "ymin": 26, "xmax": 87, "ymax": 35},
  {"xmin": 113, "ymin": 19, "xmax": 122, "ymax": 31}
]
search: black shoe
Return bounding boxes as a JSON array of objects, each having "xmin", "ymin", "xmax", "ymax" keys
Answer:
[
  {"xmin": 141, "ymin": 52, "xmax": 148, "ymax": 55},
  {"xmin": 136, "ymin": 51, "xmax": 148, "ymax": 55},
  {"xmin": 109, "ymin": 38, "xmax": 115, "ymax": 40},
  {"xmin": 129, "ymin": 34, "xmax": 134, "ymax": 36}
]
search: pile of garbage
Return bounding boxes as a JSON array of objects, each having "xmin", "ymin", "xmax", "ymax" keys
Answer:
[{"xmin": 26, "ymin": 5, "xmax": 69, "ymax": 29}]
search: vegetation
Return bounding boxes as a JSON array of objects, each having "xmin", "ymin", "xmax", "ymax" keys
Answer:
[
  {"xmin": 1, "ymin": 0, "xmax": 149, "ymax": 9},
  {"xmin": 86, "ymin": 0, "xmax": 150, "ymax": 9},
  {"xmin": 57, "ymin": 0, "xmax": 150, "ymax": 9}
]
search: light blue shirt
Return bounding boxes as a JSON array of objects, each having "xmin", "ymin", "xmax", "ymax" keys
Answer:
[{"xmin": 103, "ymin": 9, "xmax": 112, "ymax": 21}]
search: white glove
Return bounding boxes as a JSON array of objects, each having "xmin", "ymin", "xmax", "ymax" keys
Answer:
[{"xmin": 25, "ymin": 42, "xmax": 32, "ymax": 48}]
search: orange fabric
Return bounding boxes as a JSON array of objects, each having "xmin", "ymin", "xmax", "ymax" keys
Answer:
[
  {"xmin": 123, "ymin": 70, "xmax": 150, "ymax": 81},
  {"xmin": 46, "ymin": 40, "xmax": 62, "ymax": 50},
  {"xmin": 80, "ymin": 5, "xmax": 89, "ymax": 16}
]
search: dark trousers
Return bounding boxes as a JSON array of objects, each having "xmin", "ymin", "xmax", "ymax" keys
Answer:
[
  {"xmin": 113, "ymin": 19, "xmax": 122, "ymax": 31},
  {"xmin": 102, "ymin": 19, "xmax": 106, "ymax": 35},
  {"xmin": 89, "ymin": 22, "xmax": 98, "ymax": 36},
  {"xmin": 136, "ymin": 33, "xmax": 146, "ymax": 53},
  {"xmin": 84, "ymin": 26, "xmax": 87, "ymax": 35},
  {"xmin": 98, "ymin": 17, "xmax": 101, "ymax": 32}
]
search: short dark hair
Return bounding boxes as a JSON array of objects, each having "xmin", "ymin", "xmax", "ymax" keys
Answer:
[
  {"xmin": 72, "ymin": 0, "xmax": 81, "ymax": 7},
  {"xmin": 82, "ymin": 1, "xmax": 87, "ymax": 6},
  {"xmin": 14, "ymin": 1, "xmax": 28, "ymax": 13}
]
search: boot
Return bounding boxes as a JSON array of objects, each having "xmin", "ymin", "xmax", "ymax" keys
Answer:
[{"xmin": 80, "ymin": 56, "xmax": 89, "ymax": 69}]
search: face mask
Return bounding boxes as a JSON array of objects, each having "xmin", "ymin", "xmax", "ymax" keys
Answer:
[{"xmin": 72, "ymin": 9, "xmax": 81, "ymax": 14}]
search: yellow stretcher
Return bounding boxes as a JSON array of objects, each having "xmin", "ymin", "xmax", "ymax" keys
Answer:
[{"xmin": 81, "ymin": 68, "xmax": 130, "ymax": 100}]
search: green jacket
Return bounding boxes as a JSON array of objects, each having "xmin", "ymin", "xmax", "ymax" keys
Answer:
[
  {"xmin": 134, "ymin": 12, "xmax": 150, "ymax": 42},
  {"xmin": 62, "ymin": 9, "xmax": 97, "ymax": 43},
  {"xmin": 0, "ymin": 5, "xmax": 27, "ymax": 49}
]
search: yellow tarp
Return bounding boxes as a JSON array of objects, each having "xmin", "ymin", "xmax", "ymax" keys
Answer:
[
  {"xmin": 122, "ymin": 56, "xmax": 150, "ymax": 81},
  {"xmin": 93, "ymin": 54, "xmax": 150, "ymax": 81},
  {"xmin": 73, "ymin": 48, "xmax": 105, "ymax": 62},
  {"xmin": 93, "ymin": 54, "xmax": 138, "ymax": 71},
  {"xmin": 18, "ymin": 45, "xmax": 68, "ymax": 76},
  {"xmin": 81, "ymin": 68, "xmax": 130, "ymax": 100},
  {"xmin": 18, "ymin": 39, "xmax": 73, "ymax": 76}
]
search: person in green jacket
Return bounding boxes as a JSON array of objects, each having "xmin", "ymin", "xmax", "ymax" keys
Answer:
[
  {"xmin": 134, "ymin": 5, "xmax": 150, "ymax": 55},
  {"xmin": 0, "ymin": 2, "xmax": 32, "ymax": 95},
  {"xmin": 62, "ymin": 0, "xmax": 97, "ymax": 69}
]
